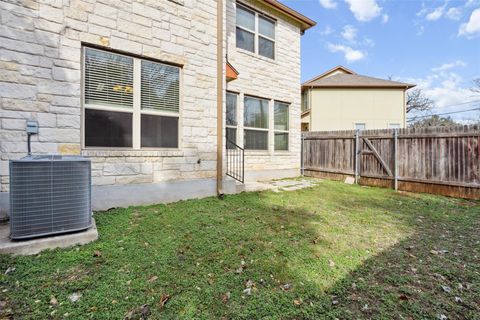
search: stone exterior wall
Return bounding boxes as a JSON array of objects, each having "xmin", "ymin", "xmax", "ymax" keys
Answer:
[
  {"xmin": 0, "ymin": 0, "xmax": 219, "ymax": 192},
  {"xmin": 225, "ymin": 0, "xmax": 302, "ymax": 177},
  {"xmin": 0, "ymin": 0, "xmax": 303, "ymax": 202}
]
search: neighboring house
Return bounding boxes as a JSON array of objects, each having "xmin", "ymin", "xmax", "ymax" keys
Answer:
[
  {"xmin": 301, "ymin": 66, "xmax": 415, "ymax": 131},
  {"xmin": 0, "ymin": 0, "xmax": 315, "ymax": 218}
]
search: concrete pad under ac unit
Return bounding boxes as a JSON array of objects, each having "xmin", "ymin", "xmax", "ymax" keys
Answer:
[{"xmin": 0, "ymin": 219, "xmax": 98, "ymax": 256}]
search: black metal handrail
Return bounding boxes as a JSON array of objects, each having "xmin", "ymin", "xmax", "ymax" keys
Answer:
[{"xmin": 226, "ymin": 139, "xmax": 244, "ymax": 183}]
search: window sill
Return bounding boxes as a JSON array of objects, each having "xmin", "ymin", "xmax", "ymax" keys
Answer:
[
  {"xmin": 235, "ymin": 47, "xmax": 277, "ymax": 65},
  {"xmin": 244, "ymin": 150, "xmax": 270, "ymax": 156},
  {"xmin": 82, "ymin": 149, "xmax": 183, "ymax": 157}
]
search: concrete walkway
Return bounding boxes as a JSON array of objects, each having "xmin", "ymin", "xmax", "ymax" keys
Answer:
[{"xmin": 244, "ymin": 177, "xmax": 321, "ymax": 193}]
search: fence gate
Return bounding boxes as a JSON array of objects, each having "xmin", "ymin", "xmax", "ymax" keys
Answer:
[{"xmin": 355, "ymin": 131, "xmax": 398, "ymax": 189}]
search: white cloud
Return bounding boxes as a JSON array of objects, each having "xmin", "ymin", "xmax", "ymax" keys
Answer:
[
  {"xmin": 426, "ymin": 5, "xmax": 446, "ymax": 21},
  {"xmin": 319, "ymin": 0, "xmax": 337, "ymax": 9},
  {"xmin": 344, "ymin": 0, "xmax": 382, "ymax": 22},
  {"xmin": 341, "ymin": 25, "xmax": 358, "ymax": 41},
  {"xmin": 327, "ymin": 43, "xmax": 366, "ymax": 62},
  {"xmin": 417, "ymin": 5, "xmax": 428, "ymax": 17},
  {"xmin": 431, "ymin": 60, "xmax": 467, "ymax": 72},
  {"xmin": 446, "ymin": 7, "xmax": 462, "ymax": 20},
  {"xmin": 423, "ymin": 74, "xmax": 473, "ymax": 109},
  {"xmin": 382, "ymin": 14, "xmax": 389, "ymax": 24},
  {"xmin": 318, "ymin": 25, "xmax": 334, "ymax": 36},
  {"xmin": 399, "ymin": 72, "xmax": 478, "ymax": 122},
  {"xmin": 459, "ymin": 8, "xmax": 480, "ymax": 37}
]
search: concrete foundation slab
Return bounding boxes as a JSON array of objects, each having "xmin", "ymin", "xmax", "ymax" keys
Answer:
[{"xmin": 0, "ymin": 219, "xmax": 98, "ymax": 256}]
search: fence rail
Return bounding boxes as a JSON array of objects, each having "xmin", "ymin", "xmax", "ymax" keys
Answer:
[{"xmin": 302, "ymin": 125, "xmax": 480, "ymax": 199}]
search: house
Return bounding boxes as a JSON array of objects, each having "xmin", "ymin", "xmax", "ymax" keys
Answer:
[
  {"xmin": 301, "ymin": 66, "xmax": 415, "ymax": 131},
  {"xmin": 0, "ymin": 0, "xmax": 315, "ymax": 219}
]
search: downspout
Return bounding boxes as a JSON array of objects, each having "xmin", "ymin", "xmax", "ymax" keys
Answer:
[{"xmin": 216, "ymin": 0, "xmax": 224, "ymax": 196}]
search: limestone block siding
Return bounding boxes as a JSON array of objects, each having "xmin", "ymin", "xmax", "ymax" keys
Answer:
[
  {"xmin": 0, "ymin": 0, "xmax": 219, "ymax": 192},
  {"xmin": 225, "ymin": 0, "xmax": 302, "ymax": 176}
]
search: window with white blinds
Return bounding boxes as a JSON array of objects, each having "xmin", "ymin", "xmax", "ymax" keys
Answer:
[
  {"xmin": 83, "ymin": 47, "xmax": 181, "ymax": 149},
  {"xmin": 84, "ymin": 48, "xmax": 134, "ymax": 108},
  {"xmin": 141, "ymin": 60, "xmax": 180, "ymax": 113}
]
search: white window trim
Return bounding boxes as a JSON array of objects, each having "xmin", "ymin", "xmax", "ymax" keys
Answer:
[
  {"xmin": 273, "ymin": 101, "xmax": 289, "ymax": 152},
  {"xmin": 243, "ymin": 95, "xmax": 270, "ymax": 151},
  {"xmin": 236, "ymin": 2, "xmax": 276, "ymax": 60},
  {"xmin": 241, "ymin": 95, "xmax": 292, "ymax": 153},
  {"xmin": 244, "ymin": 128, "xmax": 269, "ymax": 151},
  {"xmin": 301, "ymin": 90, "xmax": 310, "ymax": 112},
  {"xmin": 388, "ymin": 123, "xmax": 401, "ymax": 129},
  {"xmin": 354, "ymin": 123, "xmax": 366, "ymax": 130},
  {"xmin": 226, "ymin": 91, "xmax": 239, "ymax": 146},
  {"xmin": 81, "ymin": 46, "xmax": 181, "ymax": 150}
]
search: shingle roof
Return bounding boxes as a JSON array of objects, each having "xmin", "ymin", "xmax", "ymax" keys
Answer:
[
  {"xmin": 302, "ymin": 70, "xmax": 415, "ymax": 89},
  {"xmin": 260, "ymin": 0, "xmax": 316, "ymax": 32}
]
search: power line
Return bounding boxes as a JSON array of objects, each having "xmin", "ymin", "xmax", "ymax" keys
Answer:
[
  {"xmin": 431, "ymin": 99, "xmax": 480, "ymax": 109},
  {"xmin": 407, "ymin": 107, "xmax": 480, "ymax": 122}
]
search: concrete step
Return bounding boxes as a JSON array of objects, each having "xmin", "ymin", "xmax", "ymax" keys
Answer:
[{"xmin": 235, "ymin": 181, "xmax": 245, "ymax": 193}]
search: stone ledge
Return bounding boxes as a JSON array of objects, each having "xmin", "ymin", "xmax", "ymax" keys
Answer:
[
  {"xmin": 0, "ymin": 218, "xmax": 98, "ymax": 256},
  {"xmin": 82, "ymin": 149, "xmax": 184, "ymax": 157}
]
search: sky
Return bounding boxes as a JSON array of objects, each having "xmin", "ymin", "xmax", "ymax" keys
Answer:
[{"xmin": 282, "ymin": 0, "xmax": 480, "ymax": 123}]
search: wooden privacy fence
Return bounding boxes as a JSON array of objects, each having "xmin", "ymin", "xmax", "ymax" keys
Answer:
[{"xmin": 301, "ymin": 125, "xmax": 480, "ymax": 199}]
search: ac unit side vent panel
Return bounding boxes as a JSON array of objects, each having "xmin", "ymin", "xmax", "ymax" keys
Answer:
[{"xmin": 9, "ymin": 156, "xmax": 92, "ymax": 240}]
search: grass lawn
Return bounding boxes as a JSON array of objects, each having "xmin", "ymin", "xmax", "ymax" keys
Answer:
[{"xmin": 0, "ymin": 179, "xmax": 479, "ymax": 319}]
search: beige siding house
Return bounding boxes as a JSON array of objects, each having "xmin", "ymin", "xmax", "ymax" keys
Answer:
[
  {"xmin": 0, "ymin": 0, "xmax": 315, "ymax": 219},
  {"xmin": 301, "ymin": 66, "xmax": 415, "ymax": 131}
]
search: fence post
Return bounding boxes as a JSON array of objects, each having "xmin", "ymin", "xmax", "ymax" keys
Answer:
[
  {"xmin": 301, "ymin": 133, "xmax": 305, "ymax": 176},
  {"xmin": 394, "ymin": 128, "xmax": 398, "ymax": 191},
  {"xmin": 354, "ymin": 130, "xmax": 359, "ymax": 184}
]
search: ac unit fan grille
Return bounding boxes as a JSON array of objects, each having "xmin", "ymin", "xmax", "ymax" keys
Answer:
[{"xmin": 9, "ymin": 157, "xmax": 92, "ymax": 239}]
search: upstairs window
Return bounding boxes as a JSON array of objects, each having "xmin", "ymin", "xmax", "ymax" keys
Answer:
[
  {"xmin": 258, "ymin": 16, "xmax": 275, "ymax": 59},
  {"xmin": 236, "ymin": 3, "xmax": 276, "ymax": 59},
  {"xmin": 236, "ymin": 5, "xmax": 255, "ymax": 53},
  {"xmin": 83, "ymin": 47, "xmax": 180, "ymax": 149},
  {"xmin": 301, "ymin": 90, "xmax": 309, "ymax": 112}
]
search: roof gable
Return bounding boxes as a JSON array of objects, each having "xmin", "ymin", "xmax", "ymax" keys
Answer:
[
  {"xmin": 303, "ymin": 66, "xmax": 356, "ymax": 84},
  {"xmin": 302, "ymin": 66, "xmax": 415, "ymax": 89}
]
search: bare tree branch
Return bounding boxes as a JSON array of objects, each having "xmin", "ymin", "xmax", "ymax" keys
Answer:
[
  {"xmin": 406, "ymin": 88, "xmax": 434, "ymax": 113},
  {"xmin": 410, "ymin": 115, "xmax": 458, "ymax": 128}
]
